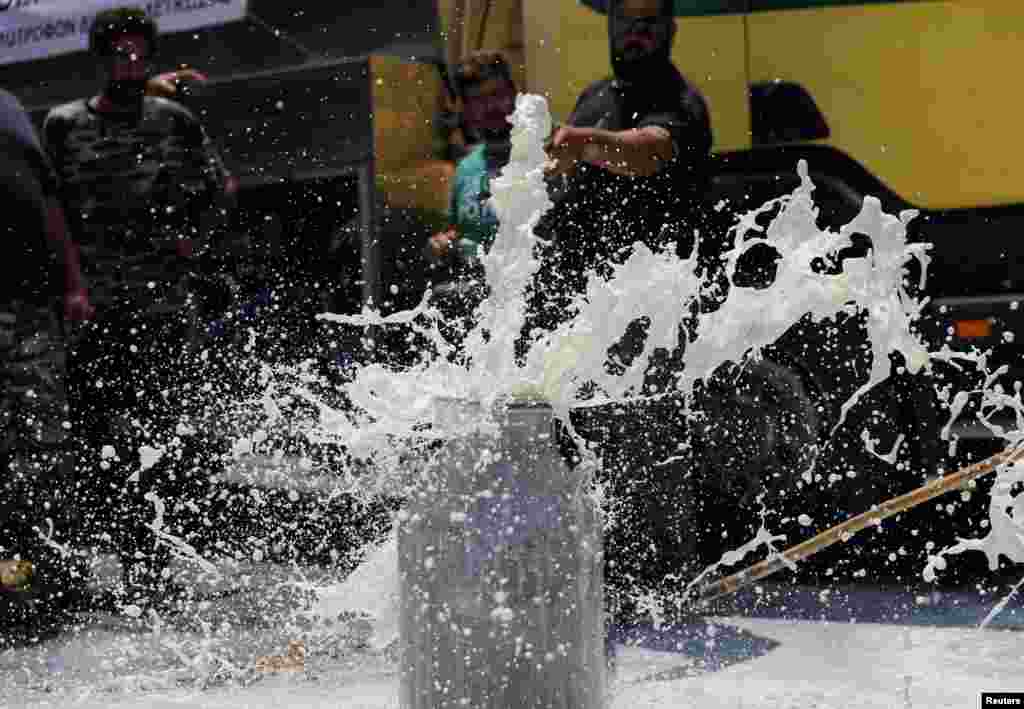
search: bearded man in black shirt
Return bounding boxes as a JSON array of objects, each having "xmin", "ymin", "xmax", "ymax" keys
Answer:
[
  {"xmin": 526, "ymin": 0, "xmax": 723, "ymax": 620},
  {"xmin": 529, "ymin": 0, "xmax": 714, "ymax": 335}
]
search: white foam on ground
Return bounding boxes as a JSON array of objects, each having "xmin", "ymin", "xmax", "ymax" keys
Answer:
[
  {"xmin": 298, "ymin": 536, "xmax": 400, "ymax": 651},
  {"xmin": 10, "ymin": 617, "xmax": 1024, "ymax": 708}
]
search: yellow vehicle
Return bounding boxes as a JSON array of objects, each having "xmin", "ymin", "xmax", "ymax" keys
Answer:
[
  {"xmin": 386, "ymin": 0, "xmax": 1021, "ymax": 431},
  {"xmin": 434, "ymin": 0, "xmax": 1021, "ymax": 201},
  {"xmin": 517, "ymin": 0, "xmax": 1024, "ymax": 205},
  {"xmin": 375, "ymin": 0, "xmax": 1024, "ymax": 384}
]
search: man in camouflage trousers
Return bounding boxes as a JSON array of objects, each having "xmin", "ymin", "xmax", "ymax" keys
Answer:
[
  {"xmin": 43, "ymin": 7, "xmax": 236, "ymax": 607},
  {"xmin": 0, "ymin": 87, "xmax": 93, "ymax": 626}
]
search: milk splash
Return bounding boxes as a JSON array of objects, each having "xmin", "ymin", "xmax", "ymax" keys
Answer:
[
  {"xmin": 308, "ymin": 93, "xmax": 1024, "ymax": 601},
  {"xmin": 315, "ymin": 94, "xmax": 557, "ymax": 477},
  {"xmin": 925, "ymin": 347, "xmax": 1024, "ymax": 603},
  {"xmin": 319, "ymin": 97, "xmax": 930, "ymax": 458}
]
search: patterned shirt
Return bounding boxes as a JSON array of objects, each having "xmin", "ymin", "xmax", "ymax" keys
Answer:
[
  {"xmin": 43, "ymin": 96, "xmax": 229, "ymax": 313},
  {"xmin": 449, "ymin": 144, "xmax": 501, "ymax": 259}
]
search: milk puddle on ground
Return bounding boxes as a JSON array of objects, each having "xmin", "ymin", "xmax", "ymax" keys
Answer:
[
  {"xmin": 6, "ymin": 93, "xmax": 1024, "ymax": 707},
  {"xmin": 8, "ymin": 569, "xmax": 1024, "ymax": 709}
]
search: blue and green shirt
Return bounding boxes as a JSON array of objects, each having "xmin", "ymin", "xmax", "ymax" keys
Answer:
[{"xmin": 449, "ymin": 144, "xmax": 501, "ymax": 260}]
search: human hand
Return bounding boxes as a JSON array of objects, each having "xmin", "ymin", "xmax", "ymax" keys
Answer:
[
  {"xmin": 145, "ymin": 67, "xmax": 209, "ymax": 98},
  {"xmin": 64, "ymin": 288, "xmax": 95, "ymax": 322},
  {"xmin": 544, "ymin": 125, "xmax": 589, "ymax": 178},
  {"xmin": 428, "ymin": 228, "xmax": 458, "ymax": 261}
]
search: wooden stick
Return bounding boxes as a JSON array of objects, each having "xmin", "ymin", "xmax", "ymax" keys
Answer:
[{"xmin": 695, "ymin": 445, "xmax": 1024, "ymax": 605}]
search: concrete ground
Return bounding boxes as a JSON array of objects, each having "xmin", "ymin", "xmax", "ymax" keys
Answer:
[{"xmin": 3, "ymin": 533, "xmax": 1024, "ymax": 709}]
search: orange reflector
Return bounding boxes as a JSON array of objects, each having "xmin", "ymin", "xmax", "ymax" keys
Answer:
[{"xmin": 954, "ymin": 319, "xmax": 992, "ymax": 339}]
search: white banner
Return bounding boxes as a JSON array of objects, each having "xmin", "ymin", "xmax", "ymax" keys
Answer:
[{"xmin": 0, "ymin": 0, "xmax": 248, "ymax": 66}]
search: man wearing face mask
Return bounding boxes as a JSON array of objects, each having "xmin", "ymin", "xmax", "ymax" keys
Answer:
[
  {"xmin": 522, "ymin": 0, "xmax": 720, "ymax": 622},
  {"xmin": 426, "ymin": 51, "xmax": 518, "ymax": 347},
  {"xmin": 42, "ymin": 7, "xmax": 235, "ymax": 608}
]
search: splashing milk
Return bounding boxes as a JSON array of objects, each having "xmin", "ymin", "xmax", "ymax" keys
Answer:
[
  {"xmin": 62, "ymin": 91, "xmax": 1014, "ymax": 680},
  {"xmin": 313, "ymin": 93, "xmax": 1024, "ymax": 601},
  {"xmin": 318, "ymin": 94, "xmax": 931, "ymax": 485}
]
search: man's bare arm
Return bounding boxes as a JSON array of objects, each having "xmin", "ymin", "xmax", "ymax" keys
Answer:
[
  {"xmin": 579, "ymin": 126, "xmax": 675, "ymax": 177},
  {"xmin": 44, "ymin": 197, "xmax": 93, "ymax": 321},
  {"xmin": 547, "ymin": 125, "xmax": 675, "ymax": 178}
]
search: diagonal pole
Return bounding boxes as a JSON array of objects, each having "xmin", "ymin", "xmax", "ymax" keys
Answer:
[{"xmin": 696, "ymin": 444, "xmax": 1024, "ymax": 605}]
